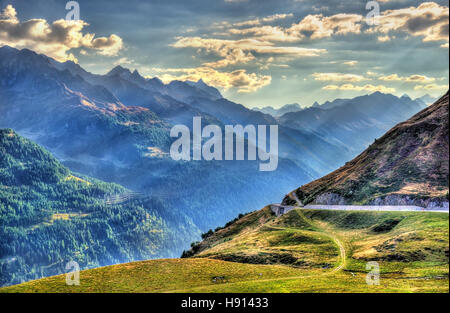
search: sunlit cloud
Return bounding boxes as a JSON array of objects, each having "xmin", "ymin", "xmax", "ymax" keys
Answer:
[
  {"xmin": 0, "ymin": 4, "xmax": 123, "ymax": 62},
  {"xmin": 414, "ymin": 83, "xmax": 449, "ymax": 91},
  {"xmin": 322, "ymin": 83, "xmax": 395, "ymax": 93},
  {"xmin": 343, "ymin": 60, "xmax": 358, "ymax": 66},
  {"xmin": 233, "ymin": 13, "xmax": 294, "ymax": 27},
  {"xmin": 172, "ymin": 37, "xmax": 326, "ymax": 68},
  {"xmin": 377, "ymin": 35, "xmax": 392, "ymax": 42},
  {"xmin": 312, "ymin": 72, "xmax": 368, "ymax": 82},
  {"xmin": 378, "ymin": 73, "xmax": 436, "ymax": 83},
  {"xmin": 113, "ymin": 57, "xmax": 135, "ymax": 66},
  {"xmin": 367, "ymin": 2, "xmax": 449, "ymax": 44},
  {"xmin": 225, "ymin": 2, "xmax": 448, "ymax": 46},
  {"xmin": 152, "ymin": 66, "xmax": 271, "ymax": 93}
]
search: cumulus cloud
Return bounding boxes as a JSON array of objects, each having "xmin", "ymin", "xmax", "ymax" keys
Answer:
[
  {"xmin": 378, "ymin": 73, "xmax": 436, "ymax": 83},
  {"xmin": 322, "ymin": 84, "xmax": 395, "ymax": 93},
  {"xmin": 367, "ymin": 2, "xmax": 449, "ymax": 44},
  {"xmin": 172, "ymin": 37, "xmax": 326, "ymax": 68},
  {"xmin": 290, "ymin": 13, "xmax": 364, "ymax": 40},
  {"xmin": 0, "ymin": 4, "xmax": 123, "ymax": 62},
  {"xmin": 166, "ymin": 1, "xmax": 448, "ymax": 94},
  {"xmin": 152, "ymin": 66, "xmax": 271, "ymax": 93},
  {"xmin": 226, "ymin": 2, "xmax": 448, "ymax": 46},
  {"xmin": 312, "ymin": 72, "xmax": 368, "ymax": 82},
  {"xmin": 233, "ymin": 13, "xmax": 294, "ymax": 27},
  {"xmin": 414, "ymin": 83, "xmax": 449, "ymax": 91},
  {"xmin": 227, "ymin": 13, "xmax": 364, "ymax": 42},
  {"xmin": 0, "ymin": 3, "xmax": 17, "ymax": 21}
]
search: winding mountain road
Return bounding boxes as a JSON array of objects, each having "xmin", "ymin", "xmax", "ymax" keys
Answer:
[{"xmin": 279, "ymin": 191, "xmax": 449, "ymax": 213}]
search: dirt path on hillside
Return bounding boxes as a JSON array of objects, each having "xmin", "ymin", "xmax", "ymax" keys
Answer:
[
  {"xmin": 289, "ymin": 191, "xmax": 347, "ymax": 272},
  {"xmin": 163, "ymin": 208, "xmax": 347, "ymax": 293},
  {"xmin": 294, "ymin": 209, "xmax": 346, "ymax": 273}
]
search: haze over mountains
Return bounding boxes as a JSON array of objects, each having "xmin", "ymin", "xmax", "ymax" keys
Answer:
[
  {"xmin": 0, "ymin": 45, "xmax": 430, "ymax": 226},
  {"xmin": 0, "ymin": 45, "xmax": 436, "ymax": 286},
  {"xmin": 253, "ymin": 103, "xmax": 302, "ymax": 117},
  {"xmin": 279, "ymin": 92, "xmax": 427, "ymax": 155},
  {"xmin": 0, "ymin": 46, "xmax": 427, "ymax": 174}
]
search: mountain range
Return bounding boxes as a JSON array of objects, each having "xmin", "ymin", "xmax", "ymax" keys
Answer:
[
  {"xmin": 1, "ymin": 92, "xmax": 448, "ymax": 292},
  {"xmin": 278, "ymin": 92, "xmax": 427, "ymax": 155},
  {"xmin": 0, "ymin": 45, "xmax": 438, "ymax": 287},
  {"xmin": 0, "ymin": 45, "xmax": 310, "ymax": 231}
]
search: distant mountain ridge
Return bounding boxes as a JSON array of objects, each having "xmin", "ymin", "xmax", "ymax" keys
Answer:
[
  {"xmin": 283, "ymin": 92, "xmax": 449, "ymax": 208},
  {"xmin": 278, "ymin": 92, "xmax": 427, "ymax": 155},
  {"xmin": 0, "ymin": 45, "xmax": 432, "ymax": 213},
  {"xmin": 253, "ymin": 103, "xmax": 302, "ymax": 117},
  {"xmin": 0, "ymin": 45, "xmax": 354, "ymax": 177},
  {"xmin": 0, "ymin": 45, "xmax": 314, "ymax": 235},
  {"xmin": 415, "ymin": 94, "xmax": 438, "ymax": 106}
]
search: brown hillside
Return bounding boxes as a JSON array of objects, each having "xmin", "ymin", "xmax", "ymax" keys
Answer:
[{"xmin": 283, "ymin": 92, "xmax": 449, "ymax": 208}]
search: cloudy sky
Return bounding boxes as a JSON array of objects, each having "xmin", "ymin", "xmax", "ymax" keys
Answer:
[{"xmin": 0, "ymin": 0, "xmax": 448, "ymax": 108}]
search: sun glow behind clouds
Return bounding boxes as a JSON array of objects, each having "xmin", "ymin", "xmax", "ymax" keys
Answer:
[
  {"xmin": 1, "ymin": 1, "xmax": 448, "ymax": 106},
  {"xmin": 152, "ymin": 1, "xmax": 448, "ymax": 103}
]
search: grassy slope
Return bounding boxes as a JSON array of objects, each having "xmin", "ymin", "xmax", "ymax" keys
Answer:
[{"xmin": 2, "ymin": 209, "xmax": 448, "ymax": 293}]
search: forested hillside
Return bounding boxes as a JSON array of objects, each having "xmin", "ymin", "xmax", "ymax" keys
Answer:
[{"xmin": 0, "ymin": 129, "xmax": 199, "ymax": 286}]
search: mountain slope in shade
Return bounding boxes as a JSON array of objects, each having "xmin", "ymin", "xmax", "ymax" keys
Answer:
[
  {"xmin": 416, "ymin": 94, "xmax": 438, "ymax": 106},
  {"xmin": 0, "ymin": 46, "xmax": 351, "ymax": 177},
  {"xmin": 283, "ymin": 92, "xmax": 449, "ymax": 208},
  {"xmin": 0, "ymin": 45, "xmax": 312, "ymax": 234},
  {"xmin": 0, "ymin": 45, "xmax": 435, "ymax": 233},
  {"xmin": 279, "ymin": 92, "xmax": 427, "ymax": 155}
]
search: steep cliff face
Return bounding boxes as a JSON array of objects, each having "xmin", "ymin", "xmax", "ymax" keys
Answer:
[{"xmin": 283, "ymin": 92, "xmax": 449, "ymax": 208}]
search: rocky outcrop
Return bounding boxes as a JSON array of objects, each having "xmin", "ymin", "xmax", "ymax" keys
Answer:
[
  {"xmin": 310, "ymin": 192, "xmax": 347, "ymax": 205},
  {"xmin": 368, "ymin": 195, "xmax": 449, "ymax": 209},
  {"xmin": 304, "ymin": 191, "xmax": 448, "ymax": 209}
]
